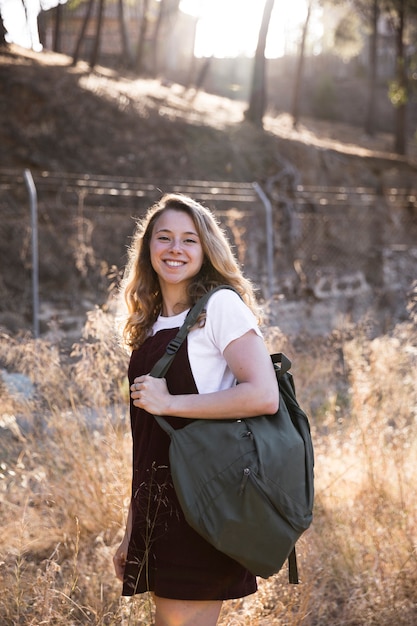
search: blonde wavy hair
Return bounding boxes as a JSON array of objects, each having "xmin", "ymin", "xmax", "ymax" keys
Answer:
[{"xmin": 121, "ymin": 193, "xmax": 259, "ymax": 350}]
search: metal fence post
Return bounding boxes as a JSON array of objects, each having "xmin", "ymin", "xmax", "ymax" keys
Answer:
[
  {"xmin": 23, "ymin": 169, "xmax": 40, "ymax": 338},
  {"xmin": 252, "ymin": 182, "xmax": 274, "ymax": 299}
]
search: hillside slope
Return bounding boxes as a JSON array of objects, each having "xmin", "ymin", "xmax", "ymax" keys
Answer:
[{"xmin": 1, "ymin": 45, "xmax": 416, "ymax": 186}]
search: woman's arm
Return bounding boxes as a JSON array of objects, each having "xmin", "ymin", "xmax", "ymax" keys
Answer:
[
  {"xmin": 130, "ymin": 330, "xmax": 279, "ymax": 419},
  {"xmin": 113, "ymin": 500, "xmax": 133, "ymax": 581}
]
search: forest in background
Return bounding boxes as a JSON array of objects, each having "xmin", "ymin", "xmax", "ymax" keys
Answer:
[{"xmin": 1, "ymin": 0, "xmax": 417, "ymax": 155}]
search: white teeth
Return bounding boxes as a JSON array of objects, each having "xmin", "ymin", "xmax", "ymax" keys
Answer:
[{"xmin": 165, "ymin": 260, "xmax": 184, "ymax": 267}]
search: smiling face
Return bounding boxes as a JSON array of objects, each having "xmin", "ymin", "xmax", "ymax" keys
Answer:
[{"xmin": 150, "ymin": 208, "xmax": 205, "ymax": 295}]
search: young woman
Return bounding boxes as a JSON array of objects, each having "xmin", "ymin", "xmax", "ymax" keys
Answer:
[{"xmin": 113, "ymin": 193, "xmax": 278, "ymax": 626}]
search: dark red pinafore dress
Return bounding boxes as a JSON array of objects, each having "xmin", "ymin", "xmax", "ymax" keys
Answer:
[{"xmin": 122, "ymin": 327, "xmax": 257, "ymax": 600}]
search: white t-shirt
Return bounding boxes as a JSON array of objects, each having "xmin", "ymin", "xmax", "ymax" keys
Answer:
[{"xmin": 152, "ymin": 289, "xmax": 262, "ymax": 394}]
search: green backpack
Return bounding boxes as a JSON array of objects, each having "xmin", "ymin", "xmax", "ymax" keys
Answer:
[{"xmin": 150, "ymin": 286, "xmax": 314, "ymax": 583}]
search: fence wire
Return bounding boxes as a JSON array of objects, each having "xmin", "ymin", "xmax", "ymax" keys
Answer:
[{"xmin": 1, "ymin": 169, "xmax": 416, "ymax": 303}]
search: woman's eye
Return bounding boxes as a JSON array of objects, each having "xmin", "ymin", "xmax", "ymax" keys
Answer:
[{"xmin": 184, "ymin": 238, "xmax": 197, "ymax": 244}]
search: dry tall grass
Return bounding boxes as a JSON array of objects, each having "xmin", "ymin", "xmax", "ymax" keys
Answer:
[{"xmin": 0, "ymin": 293, "xmax": 416, "ymax": 625}]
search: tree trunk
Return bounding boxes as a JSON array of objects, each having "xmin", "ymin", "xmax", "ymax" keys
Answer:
[
  {"xmin": 291, "ymin": 0, "xmax": 312, "ymax": 129},
  {"xmin": 72, "ymin": 0, "xmax": 95, "ymax": 66},
  {"xmin": 118, "ymin": 0, "xmax": 133, "ymax": 67},
  {"xmin": 90, "ymin": 0, "xmax": 105, "ymax": 68},
  {"xmin": 194, "ymin": 56, "xmax": 212, "ymax": 91},
  {"xmin": 150, "ymin": 0, "xmax": 180, "ymax": 76},
  {"xmin": 244, "ymin": 0, "xmax": 275, "ymax": 127},
  {"xmin": 136, "ymin": 0, "xmax": 150, "ymax": 75},
  {"xmin": 393, "ymin": 0, "xmax": 407, "ymax": 155},
  {"xmin": 151, "ymin": 0, "xmax": 166, "ymax": 76},
  {"xmin": 52, "ymin": 3, "xmax": 63, "ymax": 52},
  {"xmin": 364, "ymin": 0, "xmax": 379, "ymax": 136},
  {"xmin": 0, "ymin": 13, "xmax": 8, "ymax": 46}
]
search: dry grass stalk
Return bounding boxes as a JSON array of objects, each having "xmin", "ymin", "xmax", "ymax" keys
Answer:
[{"xmin": 0, "ymin": 302, "xmax": 416, "ymax": 624}]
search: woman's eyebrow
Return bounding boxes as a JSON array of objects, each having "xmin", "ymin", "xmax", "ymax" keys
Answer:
[{"xmin": 155, "ymin": 228, "xmax": 199, "ymax": 236}]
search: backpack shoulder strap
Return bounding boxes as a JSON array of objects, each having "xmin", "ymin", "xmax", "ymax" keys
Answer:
[{"xmin": 288, "ymin": 547, "xmax": 299, "ymax": 584}]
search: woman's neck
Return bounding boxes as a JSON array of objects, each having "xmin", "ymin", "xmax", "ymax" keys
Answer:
[{"xmin": 159, "ymin": 286, "xmax": 190, "ymax": 317}]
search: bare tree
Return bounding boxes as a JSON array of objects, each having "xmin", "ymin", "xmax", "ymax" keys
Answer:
[
  {"xmin": 118, "ymin": 0, "xmax": 133, "ymax": 67},
  {"xmin": 52, "ymin": 1, "xmax": 64, "ymax": 52},
  {"xmin": 136, "ymin": 0, "xmax": 150, "ymax": 74},
  {"xmin": 151, "ymin": 0, "xmax": 180, "ymax": 76},
  {"xmin": 72, "ymin": 0, "xmax": 95, "ymax": 65},
  {"xmin": 291, "ymin": 0, "xmax": 313, "ymax": 129},
  {"xmin": 347, "ymin": 0, "xmax": 381, "ymax": 136},
  {"xmin": 389, "ymin": 0, "xmax": 407, "ymax": 154},
  {"xmin": 0, "ymin": 11, "xmax": 7, "ymax": 46},
  {"xmin": 245, "ymin": 0, "xmax": 276, "ymax": 127},
  {"xmin": 89, "ymin": 0, "xmax": 105, "ymax": 68},
  {"xmin": 365, "ymin": 0, "xmax": 380, "ymax": 135},
  {"xmin": 385, "ymin": 0, "xmax": 417, "ymax": 154}
]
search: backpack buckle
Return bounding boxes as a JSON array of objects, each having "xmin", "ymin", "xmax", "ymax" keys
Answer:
[{"xmin": 166, "ymin": 337, "xmax": 182, "ymax": 354}]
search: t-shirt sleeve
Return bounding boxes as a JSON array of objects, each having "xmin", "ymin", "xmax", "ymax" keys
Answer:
[
  {"xmin": 187, "ymin": 289, "xmax": 263, "ymax": 394},
  {"xmin": 204, "ymin": 289, "xmax": 262, "ymax": 353}
]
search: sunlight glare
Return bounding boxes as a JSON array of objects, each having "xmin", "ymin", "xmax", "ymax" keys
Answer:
[
  {"xmin": 0, "ymin": 0, "xmax": 63, "ymax": 50},
  {"xmin": 180, "ymin": 0, "xmax": 321, "ymax": 58}
]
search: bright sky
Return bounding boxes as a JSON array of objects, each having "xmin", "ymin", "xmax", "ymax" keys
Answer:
[
  {"xmin": 1, "ymin": 0, "xmax": 322, "ymax": 58},
  {"xmin": 180, "ymin": 0, "xmax": 322, "ymax": 58}
]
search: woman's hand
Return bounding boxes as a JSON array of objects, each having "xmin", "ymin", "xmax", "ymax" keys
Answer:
[
  {"xmin": 113, "ymin": 535, "xmax": 129, "ymax": 582},
  {"xmin": 130, "ymin": 375, "xmax": 172, "ymax": 415}
]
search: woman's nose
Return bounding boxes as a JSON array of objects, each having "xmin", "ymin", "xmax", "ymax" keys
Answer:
[{"xmin": 169, "ymin": 238, "xmax": 182, "ymax": 252}]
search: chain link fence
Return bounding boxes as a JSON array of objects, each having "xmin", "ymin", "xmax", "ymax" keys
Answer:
[{"xmin": 1, "ymin": 169, "xmax": 416, "ymax": 333}]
